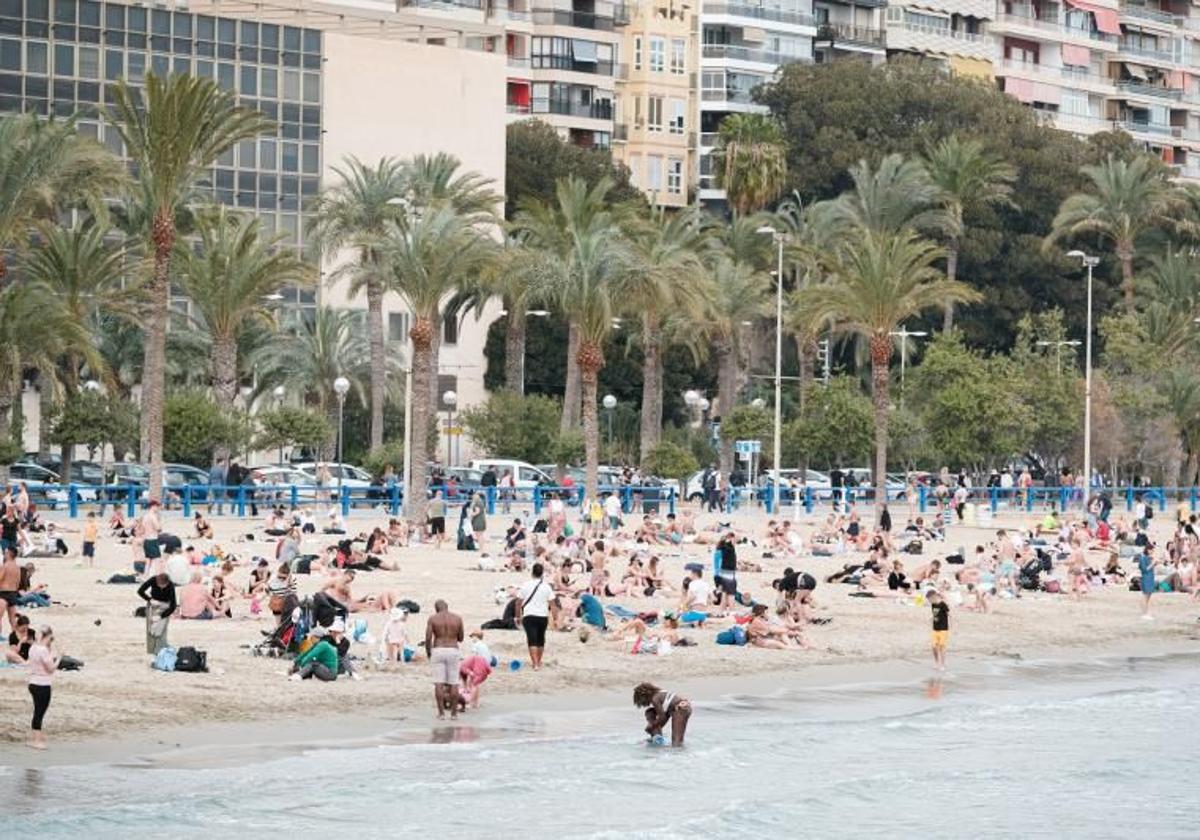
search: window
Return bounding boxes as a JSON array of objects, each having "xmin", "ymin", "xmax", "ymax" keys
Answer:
[
  {"xmin": 1060, "ymin": 89, "xmax": 1089, "ymax": 117},
  {"xmin": 649, "ymin": 37, "xmax": 664, "ymax": 72},
  {"xmin": 669, "ymin": 99, "xmax": 684, "ymax": 134},
  {"xmin": 667, "ymin": 158, "xmax": 683, "ymax": 195},
  {"xmin": 54, "ymin": 43, "xmax": 73, "ymax": 76},
  {"xmin": 904, "ymin": 10, "xmax": 949, "ymax": 31},
  {"xmin": 633, "ymin": 94, "xmax": 643, "ymax": 127},
  {"xmin": 442, "ymin": 310, "xmax": 459, "ymax": 345},
  {"xmin": 26, "ymin": 41, "xmax": 47, "ymax": 74},
  {"xmin": 647, "ymin": 96, "xmax": 663, "ymax": 132},
  {"xmin": 647, "ymin": 156, "xmax": 663, "ymax": 190},
  {"xmin": 633, "ymin": 36, "xmax": 641, "ymax": 70},
  {"xmin": 670, "ymin": 38, "xmax": 685, "ymax": 75},
  {"xmin": 388, "ymin": 311, "xmax": 410, "ymax": 342},
  {"xmin": 0, "ymin": 39, "xmax": 19, "ymax": 72}
]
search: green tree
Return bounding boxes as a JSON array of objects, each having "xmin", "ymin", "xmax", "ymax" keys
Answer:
[
  {"xmin": 459, "ymin": 392, "xmax": 562, "ymax": 463},
  {"xmin": 163, "ymin": 390, "xmax": 248, "ymax": 467},
  {"xmin": 111, "ymin": 72, "xmax": 273, "ymax": 498},
  {"xmin": 719, "ymin": 403, "xmax": 773, "ymax": 458},
  {"xmin": 711, "ymin": 113, "xmax": 788, "ymax": 214},
  {"xmin": 180, "ymin": 206, "xmax": 314, "ymax": 457},
  {"xmin": 782, "ymin": 378, "xmax": 873, "ymax": 469},
  {"xmin": 255, "ymin": 406, "xmax": 333, "ymax": 459},
  {"xmin": 801, "ymin": 230, "xmax": 979, "ymax": 521},
  {"xmin": 643, "ymin": 441, "xmax": 699, "ymax": 496},
  {"xmin": 922, "ymin": 136, "xmax": 1016, "ymax": 330},
  {"xmin": 1047, "ymin": 154, "xmax": 1180, "ymax": 312}
]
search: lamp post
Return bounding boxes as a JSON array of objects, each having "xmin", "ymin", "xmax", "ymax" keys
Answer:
[
  {"xmin": 602, "ymin": 394, "xmax": 617, "ymax": 453},
  {"xmin": 333, "ymin": 376, "xmax": 350, "ymax": 497},
  {"xmin": 1067, "ymin": 250, "xmax": 1099, "ymax": 492},
  {"xmin": 272, "ymin": 385, "xmax": 285, "ymax": 464},
  {"xmin": 756, "ymin": 225, "xmax": 786, "ymax": 515},
  {"xmin": 1035, "ymin": 339, "xmax": 1082, "ymax": 376},
  {"xmin": 443, "ymin": 390, "xmax": 458, "ymax": 466},
  {"xmin": 888, "ymin": 326, "xmax": 928, "ymax": 410},
  {"xmin": 402, "ymin": 365, "xmax": 412, "ymax": 516},
  {"xmin": 84, "ymin": 379, "xmax": 104, "ymax": 508}
]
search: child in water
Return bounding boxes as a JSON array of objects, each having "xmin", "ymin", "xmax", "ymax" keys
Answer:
[{"xmin": 633, "ymin": 682, "xmax": 691, "ymax": 747}]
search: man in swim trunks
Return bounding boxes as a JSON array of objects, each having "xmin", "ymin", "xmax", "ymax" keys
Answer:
[
  {"xmin": 141, "ymin": 500, "xmax": 162, "ymax": 573},
  {"xmin": 0, "ymin": 546, "xmax": 21, "ymax": 637},
  {"xmin": 929, "ymin": 590, "xmax": 949, "ymax": 671},
  {"xmin": 425, "ymin": 598, "xmax": 464, "ymax": 719}
]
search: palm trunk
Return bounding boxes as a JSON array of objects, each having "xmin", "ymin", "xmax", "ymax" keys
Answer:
[
  {"xmin": 869, "ymin": 333, "xmax": 891, "ymax": 525},
  {"xmin": 504, "ymin": 302, "xmax": 526, "ymax": 395},
  {"xmin": 211, "ymin": 335, "xmax": 239, "ymax": 464},
  {"xmin": 716, "ymin": 337, "xmax": 739, "ymax": 478},
  {"xmin": 1119, "ymin": 248, "xmax": 1135, "ymax": 312},
  {"xmin": 38, "ymin": 377, "xmax": 53, "ymax": 459},
  {"xmin": 561, "ymin": 321, "xmax": 582, "ymax": 430},
  {"xmin": 428, "ymin": 317, "xmax": 441, "ymax": 412},
  {"xmin": 0, "ymin": 376, "xmax": 13, "ymax": 485},
  {"xmin": 141, "ymin": 209, "xmax": 173, "ymax": 502},
  {"xmin": 578, "ymin": 340, "xmax": 603, "ymax": 503},
  {"xmin": 366, "ymin": 276, "xmax": 386, "ymax": 451},
  {"xmin": 406, "ymin": 316, "xmax": 435, "ymax": 523},
  {"xmin": 639, "ymin": 311, "xmax": 663, "ymax": 462},
  {"xmin": 943, "ymin": 242, "xmax": 959, "ymax": 331}
]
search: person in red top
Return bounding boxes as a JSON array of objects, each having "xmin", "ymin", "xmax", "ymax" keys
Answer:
[{"xmin": 458, "ymin": 654, "xmax": 492, "ymax": 710}]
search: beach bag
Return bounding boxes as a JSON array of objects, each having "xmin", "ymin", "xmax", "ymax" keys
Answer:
[
  {"xmin": 398, "ymin": 599, "xmax": 421, "ymax": 614},
  {"xmin": 1042, "ymin": 580, "xmax": 1062, "ymax": 594},
  {"xmin": 175, "ymin": 646, "xmax": 208, "ymax": 673},
  {"xmin": 905, "ymin": 541, "xmax": 923, "ymax": 555},
  {"xmin": 715, "ymin": 626, "xmax": 747, "ymax": 646},
  {"xmin": 152, "ymin": 647, "xmax": 178, "ymax": 672},
  {"xmin": 57, "ymin": 655, "xmax": 84, "ymax": 671}
]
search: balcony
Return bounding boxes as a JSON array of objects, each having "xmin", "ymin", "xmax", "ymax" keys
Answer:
[
  {"xmin": 400, "ymin": 0, "xmax": 485, "ymax": 9},
  {"xmin": 1115, "ymin": 80, "xmax": 1183, "ymax": 100},
  {"xmin": 699, "ymin": 131, "xmax": 719, "ymax": 147},
  {"xmin": 701, "ymin": 88, "xmax": 758, "ymax": 104},
  {"xmin": 1118, "ymin": 3, "xmax": 1176, "ymax": 26},
  {"xmin": 537, "ymin": 99, "xmax": 614, "ymax": 120},
  {"xmin": 701, "ymin": 44, "xmax": 800, "ymax": 65},
  {"xmin": 531, "ymin": 8, "xmax": 615, "ymax": 30},
  {"xmin": 996, "ymin": 58, "xmax": 1115, "ymax": 91},
  {"xmin": 507, "ymin": 55, "xmax": 531, "ymax": 70},
  {"xmin": 701, "ymin": 2, "xmax": 817, "ymax": 26},
  {"xmin": 888, "ymin": 22, "xmax": 992, "ymax": 59},
  {"xmin": 1117, "ymin": 42, "xmax": 1176, "ymax": 64},
  {"xmin": 815, "ymin": 22, "xmax": 887, "ymax": 49},
  {"xmin": 1114, "ymin": 119, "xmax": 1178, "ymax": 137},
  {"xmin": 992, "ymin": 13, "xmax": 1118, "ymax": 45},
  {"xmin": 531, "ymin": 56, "xmax": 616, "ymax": 75},
  {"xmin": 507, "ymin": 102, "xmax": 532, "ymax": 114}
]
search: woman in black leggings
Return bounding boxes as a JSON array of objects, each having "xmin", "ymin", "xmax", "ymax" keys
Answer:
[{"xmin": 26, "ymin": 625, "xmax": 58, "ymax": 749}]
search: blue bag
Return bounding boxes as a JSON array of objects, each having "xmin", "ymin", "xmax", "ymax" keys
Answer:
[{"xmin": 152, "ymin": 646, "xmax": 178, "ymax": 671}]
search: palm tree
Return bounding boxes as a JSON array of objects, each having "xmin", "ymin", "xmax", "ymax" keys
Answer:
[
  {"xmin": 468, "ymin": 232, "xmax": 541, "ymax": 395},
  {"xmin": 308, "ymin": 157, "xmax": 407, "ymax": 450},
  {"xmin": 923, "ymin": 137, "xmax": 1015, "ymax": 330},
  {"xmin": 703, "ymin": 255, "xmax": 772, "ymax": 477},
  {"xmin": 1140, "ymin": 251, "xmax": 1200, "ymax": 356},
  {"xmin": 521, "ymin": 177, "xmax": 632, "ymax": 501},
  {"xmin": 821, "ymin": 153, "xmax": 950, "ymax": 238},
  {"xmin": 1047, "ymin": 154, "xmax": 1180, "ymax": 311},
  {"xmin": 711, "ymin": 113, "xmax": 788, "ymax": 214},
  {"xmin": 111, "ymin": 72, "xmax": 273, "ymax": 500},
  {"xmin": 381, "ymin": 206, "xmax": 494, "ymax": 521},
  {"xmin": 623, "ymin": 208, "xmax": 708, "ymax": 459},
  {"xmin": 1162, "ymin": 369, "xmax": 1200, "ymax": 487},
  {"xmin": 20, "ymin": 222, "xmax": 127, "ymax": 476},
  {"xmin": 0, "ymin": 114, "xmax": 124, "ymax": 281},
  {"xmin": 179, "ymin": 207, "xmax": 315, "ymax": 446},
  {"xmin": 801, "ymin": 230, "xmax": 979, "ymax": 522}
]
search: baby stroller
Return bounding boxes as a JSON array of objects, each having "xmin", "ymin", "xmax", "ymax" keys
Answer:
[{"xmin": 253, "ymin": 594, "xmax": 306, "ymax": 657}]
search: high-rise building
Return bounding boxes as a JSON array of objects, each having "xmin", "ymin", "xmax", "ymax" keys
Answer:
[
  {"xmin": 696, "ymin": 1, "xmax": 816, "ymax": 204},
  {"xmin": 883, "ymin": 1, "xmax": 995, "ymax": 78},
  {"xmin": 612, "ymin": 0, "xmax": 698, "ymax": 206},
  {"xmin": 812, "ymin": 0, "xmax": 887, "ymax": 64}
]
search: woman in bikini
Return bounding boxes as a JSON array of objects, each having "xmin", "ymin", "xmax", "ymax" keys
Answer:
[{"xmin": 633, "ymin": 682, "xmax": 692, "ymax": 747}]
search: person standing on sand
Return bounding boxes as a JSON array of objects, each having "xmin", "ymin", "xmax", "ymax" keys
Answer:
[
  {"xmin": 929, "ymin": 590, "xmax": 950, "ymax": 671},
  {"xmin": 428, "ymin": 491, "xmax": 447, "ymax": 549},
  {"xmin": 425, "ymin": 599, "xmax": 464, "ymax": 719},
  {"xmin": 26, "ymin": 624, "xmax": 58, "ymax": 750},
  {"xmin": 1138, "ymin": 543, "xmax": 1157, "ymax": 620},
  {"xmin": 138, "ymin": 570, "xmax": 177, "ymax": 654},
  {"xmin": 0, "ymin": 546, "xmax": 20, "ymax": 637},
  {"xmin": 140, "ymin": 500, "xmax": 162, "ymax": 575},
  {"xmin": 514, "ymin": 562, "xmax": 552, "ymax": 670}
]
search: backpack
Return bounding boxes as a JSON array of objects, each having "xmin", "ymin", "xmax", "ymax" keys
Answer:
[
  {"xmin": 175, "ymin": 646, "xmax": 208, "ymax": 673},
  {"xmin": 152, "ymin": 646, "xmax": 178, "ymax": 671},
  {"xmin": 715, "ymin": 625, "xmax": 747, "ymax": 646}
]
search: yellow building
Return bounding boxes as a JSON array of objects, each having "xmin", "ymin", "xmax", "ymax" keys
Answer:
[{"xmin": 613, "ymin": 1, "xmax": 699, "ymax": 207}]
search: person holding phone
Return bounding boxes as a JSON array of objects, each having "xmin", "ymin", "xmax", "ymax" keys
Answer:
[{"xmin": 27, "ymin": 625, "xmax": 59, "ymax": 750}]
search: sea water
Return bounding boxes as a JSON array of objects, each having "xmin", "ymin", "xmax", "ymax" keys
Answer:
[{"xmin": 3, "ymin": 652, "xmax": 1196, "ymax": 839}]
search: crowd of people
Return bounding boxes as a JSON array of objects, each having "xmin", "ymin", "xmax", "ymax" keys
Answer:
[{"xmin": 5, "ymin": 471, "xmax": 1199, "ymax": 751}]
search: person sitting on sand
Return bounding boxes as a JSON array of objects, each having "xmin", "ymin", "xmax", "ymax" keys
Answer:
[
  {"xmin": 324, "ymin": 510, "xmax": 346, "ymax": 535},
  {"xmin": 178, "ymin": 571, "xmax": 223, "ymax": 620},
  {"xmin": 677, "ymin": 568, "xmax": 712, "ymax": 619},
  {"xmin": 744, "ymin": 603, "xmax": 792, "ymax": 649},
  {"xmin": 289, "ymin": 626, "xmax": 338, "ymax": 681},
  {"xmin": 263, "ymin": 509, "xmax": 289, "ymax": 537},
  {"xmin": 634, "ymin": 682, "xmax": 692, "ymax": 747},
  {"xmin": 193, "ymin": 512, "xmax": 214, "ymax": 540},
  {"xmin": 770, "ymin": 605, "xmax": 815, "ymax": 649},
  {"xmin": 366, "ymin": 527, "xmax": 389, "ymax": 556}
]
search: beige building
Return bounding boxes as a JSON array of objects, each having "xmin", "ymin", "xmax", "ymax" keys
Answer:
[{"xmin": 613, "ymin": 0, "xmax": 699, "ymax": 206}]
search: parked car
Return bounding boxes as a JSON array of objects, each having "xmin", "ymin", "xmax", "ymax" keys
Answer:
[
  {"xmin": 442, "ymin": 466, "xmax": 483, "ymax": 486},
  {"xmin": 535, "ymin": 465, "xmax": 623, "ymax": 487},
  {"xmin": 256, "ymin": 466, "xmax": 322, "ymax": 499},
  {"xmin": 833, "ymin": 468, "xmax": 907, "ymax": 500},
  {"xmin": 26, "ymin": 454, "xmax": 105, "ymax": 486},
  {"xmin": 163, "ymin": 463, "xmax": 212, "ymax": 502},
  {"xmin": 294, "ymin": 462, "xmax": 374, "ymax": 490},
  {"xmin": 469, "ymin": 459, "xmax": 553, "ymax": 489},
  {"xmin": 6, "ymin": 462, "xmax": 97, "ymax": 505},
  {"xmin": 107, "ymin": 462, "xmax": 151, "ymax": 486}
]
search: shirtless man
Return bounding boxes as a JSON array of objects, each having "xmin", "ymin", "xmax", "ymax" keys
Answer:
[
  {"xmin": 0, "ymin": 547, "xmax": 20, "ymax": 636},
  {"xmin": 141, "ymin": 500, "xmax": 162, "ymax": 575},
  {"xmin": 425, "ymin": 599, "xmax": 464, "ymax": 720}
]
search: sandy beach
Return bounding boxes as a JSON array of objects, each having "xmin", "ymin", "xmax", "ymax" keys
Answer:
[{"xmin": 3, "ymin": 502, "xmax": 1199, "ymax": 760}]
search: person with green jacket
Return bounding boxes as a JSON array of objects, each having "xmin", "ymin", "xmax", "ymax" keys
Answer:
[{"xmin": 288, "ymin": 627, "xmax": 338, "ymax": 682}]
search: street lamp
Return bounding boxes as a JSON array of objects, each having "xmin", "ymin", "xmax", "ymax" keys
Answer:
[
  {"xmin": 84, "ymin": 380, "xmax": 104, "ymax": 504},
  {"xmin": 757, "ymin": 225, "xmax": 786, "ymax": 515},
  {"xmin": 1067, "ymin": 250, "xmax": 1100, "ymax": 492},
  {"xmin": 1035, "ymin": 339, "xmax": 1082, "ymax": 375},
  {"xmin": 888, "ymin": 326, "xmax": 928, "ymax": 409},
  {"xmin": 333, "ymin": 376, "xmax": 350, "ymax": 497},
  {"xmin": 443, "ymin": 389, "xmax": 458, "ymax": 466},
  {"xmin": 602, "ymin": 394, "xmax": 617, "ymax": 451},
  {"xmin": 272, "ymin": 385, "xmax": 286, "ymax": 465}
]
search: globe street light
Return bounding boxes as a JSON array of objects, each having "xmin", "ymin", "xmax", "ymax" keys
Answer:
[
  {"xmin": 443, "ymin": 390, "xmax": 458, "ymax": 466},
  {"xmin": 757, "ymin": 224, "xmax": 786, "ymax": 517},
  {"xmin": 602, "ymin": 394, "xmax": 617, "ymax": 451},
  {"xmin": 1067, "ymin": 250, "xmax": 1099, "ymax": 494},
  {"xmin": 333, "ymin": 376, "xmax": 350, "ymax": 497},
  {"xmin": 272, "ymin": 385, "xmax": 286, "ymax": 465}
]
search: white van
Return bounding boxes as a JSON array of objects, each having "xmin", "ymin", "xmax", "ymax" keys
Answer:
[{"xmin": 469, "ymin": 459, "xmax": 553, "ymax": 489}]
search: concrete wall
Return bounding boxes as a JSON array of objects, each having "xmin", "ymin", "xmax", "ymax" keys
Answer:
[{"xmin": 320, "ymin": 34, "xmax": 508, "ymax": 464}]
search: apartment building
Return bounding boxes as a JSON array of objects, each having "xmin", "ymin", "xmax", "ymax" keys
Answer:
[
  {"xmin": 612, "ymin": 0, "xmax": 698, "ymax": 206},
  {"xmin": 884, "ymin": 0, "xmax": 995, "ymax": 77},
  {"xmin": 696, "ymin": 1, "xmax": 816, "ymax": 203},
  {"xmin": 812, "ymin": 0, "xmax": 887, "ymax": 64}
]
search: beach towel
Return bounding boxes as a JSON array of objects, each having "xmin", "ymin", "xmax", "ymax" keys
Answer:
[
  {"xmin": 604, "ymin": 604, "xmax": 638, "ymax": 620},
  {"xmin": 579, "ymin": 593, "xmax": 606, "ymax": 629}
]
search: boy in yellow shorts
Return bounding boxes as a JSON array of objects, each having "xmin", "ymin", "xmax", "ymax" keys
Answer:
[{"xmin": 928, "ymin": 590, "xmax": 949, "ymax": 671}]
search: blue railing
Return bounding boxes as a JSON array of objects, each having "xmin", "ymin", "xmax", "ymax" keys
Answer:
[
  {"xmin": 914, "ymin": 485, "xmax": 1195, "ymax": 515},
  {"xmin": 51, "ymin": 482, "xmax": 677, "ymax": 518}
]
